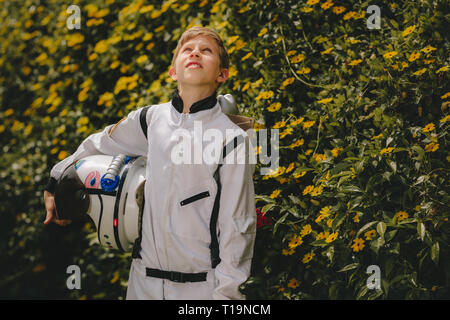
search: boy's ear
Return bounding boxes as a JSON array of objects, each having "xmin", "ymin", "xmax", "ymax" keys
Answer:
[
  {"xmin": 169, "ymin": 66, "xmax": 177, "ymax": 81},
  {"xmin": 216, "ymin": 68, "xmax": 229, "ymax": 83}
]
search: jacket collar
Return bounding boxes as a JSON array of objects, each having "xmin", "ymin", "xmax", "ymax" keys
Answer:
[{"xmin": 171, "ymin": 89, "xmax": 217, "ymax": 114}]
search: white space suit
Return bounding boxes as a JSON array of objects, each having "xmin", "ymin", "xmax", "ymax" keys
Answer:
[{"xmin": 47, "ymin": 91, "xmax": 256, "ymax": 300}]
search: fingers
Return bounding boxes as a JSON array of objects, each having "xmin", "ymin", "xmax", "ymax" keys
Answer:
[{"xmin": 43, "ymin": 190, "xmax": 72, "ymax": 226}]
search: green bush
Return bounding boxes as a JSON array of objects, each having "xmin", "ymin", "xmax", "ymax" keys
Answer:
[{"xmin": 0, "ymin": 0, "xmax": 448, "ymax": 299}]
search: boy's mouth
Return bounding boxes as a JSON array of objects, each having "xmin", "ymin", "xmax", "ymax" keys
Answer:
[{"xmin": 185, "ymin": 62, "xmax": 203, "ymax": 69}]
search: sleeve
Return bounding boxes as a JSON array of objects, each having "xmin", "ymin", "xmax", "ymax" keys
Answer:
[
  {"xmin": 213, "ymin": 132, "xmax": 257, "ymax": 300},
  {"xmin": 45, "ymin": 107, "xmax": 151, "ymax": 193}
]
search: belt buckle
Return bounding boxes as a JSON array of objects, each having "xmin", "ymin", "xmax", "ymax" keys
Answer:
[{"xmin": 170, "ymin": 272, "xmax": 184, "ymax": 283}]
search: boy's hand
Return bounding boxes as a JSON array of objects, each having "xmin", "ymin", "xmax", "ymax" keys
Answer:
[{"xmin": 43, "ymin": 190, "xmax": 72, "ymax": 226}]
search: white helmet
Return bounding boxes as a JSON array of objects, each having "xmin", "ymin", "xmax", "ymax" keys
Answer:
[{"xmin": 54, "ymin": 154, "xmax": 146, "ymax": 252}]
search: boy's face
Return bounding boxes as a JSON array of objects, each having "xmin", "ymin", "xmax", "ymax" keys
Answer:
[{"xmin": 169, "ymin": 35, "xmax": 228, "ymax": 89}]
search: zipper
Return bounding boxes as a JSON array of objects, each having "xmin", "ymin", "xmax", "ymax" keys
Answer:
[{"xmin": 180, "ymin": 191, "xmax": 210, "ymax": 206}]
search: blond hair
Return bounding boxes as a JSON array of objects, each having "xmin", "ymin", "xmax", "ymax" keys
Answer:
[{"xmin": 171, "ymin": 26, "xmax": 230, "ymax": 69}]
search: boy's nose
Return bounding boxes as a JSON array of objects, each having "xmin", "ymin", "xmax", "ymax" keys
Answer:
[{"xmin": 190, "ymin": 47, "xmax": 200, "ymax": 57}]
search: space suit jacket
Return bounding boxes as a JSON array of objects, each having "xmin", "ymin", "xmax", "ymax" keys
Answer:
[{"xmin": 47, "ymin": 90, "xmax": 257, "ymax": 299}]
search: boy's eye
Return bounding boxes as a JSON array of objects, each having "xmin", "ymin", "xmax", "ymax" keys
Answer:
[
  {"xmin": 183, "ymin": 47, "xmax": 192, "ymax": 52},
  {"xmin": 202, "ymin": 48, "xmax": 212, "ymax": 52}
]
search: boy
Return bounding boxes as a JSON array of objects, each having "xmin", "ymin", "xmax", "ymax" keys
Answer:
[{"xmin": 43, "ymin": 27, "xmax": 256, "ymax": 300}]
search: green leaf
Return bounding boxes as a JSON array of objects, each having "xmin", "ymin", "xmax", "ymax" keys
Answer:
[
  {"xmin": 411, "ymin": 145, "xmax": 425, "ymax": 161},
  {"xmin": 340, "ymin": 185, "xmax": 363, "ymax": 193},
  {"xmin": 288, "ymin": 195, "xmax": 301, "ymax": 205},
  {"xmin": 273, "ymin": 212, "xmax": 289, "ymax": 235},
  {"xmin": 388, "ymin": 160, "xmax": 397, "ymax": 174},
  {"xmin": 332, "ymin": 212, "xmax": 347, "ymax": 230},
  {"xmin": 357, "ymin": 221, "xmax": 378, "ymax": 237},
  {"xmin": 417, "ymin": 222, "xmax": 425, "ymax": 241},
  {"xmin": 337, "ymin": 263, "xmax": 360, "ymax": 272},
  {"xmin": 261, "ymin": 203, "xmax": 276, "ymax": 214},
  {"xmin": 377, "ymin": 222, "xmax": 387, "ymax": 237},
  {"xmin": 370, "ymin": 237, "xmax": 385, "ymax": 254},
  {"xmin": 431, "ymin": 242, "xmax": 440, "ymax": 265}
]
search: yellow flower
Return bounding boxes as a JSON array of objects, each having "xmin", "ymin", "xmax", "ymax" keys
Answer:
[
  {"xmin": 270, "ymin": 189, "xmax": 281, "ymax": 199},
  {"xmin": 290, "ymin": 54, "xmax": 305, "ymax": 63},
  {"xmin": 413, "ymin": 68, "xmax": 427, "ymax": 76},
  {"xmin": 303, "ymin": 120, "xmax": 315, "ymax": 129},
  {"xmin": 267, "ymin": 102, "xmax": 281, "ymax": 112},
  {"xmin": 136, "ymin": 55, "xmax": 148, "ymax": 64},
  {"xmin": 315, "ymin": 206, "xmax": 331, "ymax": 223},
  {"xmin": 110, "ymin": 60, "xmax": 120, "ymax": 69},
  {"xmin": 321, "ymin": 47, "xmax": 334, "ymax": 55},
  {"xmin": 4, "ymin": 108, "xmax": 14, "ymax": 116},
  {"xmin": 344, "ymin": 11, "xmax": 356, "ymax": 20},
  {"xmin": 110, "ymin": 273, "xmax": 120, "ymax": 284},
  {"xmin": 319, "ymin": 206, "xmax": 331, "ymax": 217},
  {"xmin": 306, "ymin": 0, "xmax": 320, "ymax": 4},
  {"xmin": 288, "ymin": 235, "xmax": 303, "ymax": 249},
  {"xmin": 241, "ymin": 52, "xmax": 253, "ymax": 61},
  {"xmin": 321, "ymin": 1, "xmax": 334, "ymax": 10},
  {"xmin": 353, "ymin": 212, "xmax": 361, "ymax": 223},
  {"xmin": 286, "ymin": 162, "xmax": 295, "ymax": 173},
  {"xmin": 311, "ymin": 185, "xmax": 324, "ymax": 197},
  {"xmin": 331, "ymin": 147, "xmax": 343, "ymax": 158},
  {"xmin": 94, "ymin": 40, "xmax": 108, "ymax": 54},
  {"xmin": 364, "ymin": 230, "xmax": 376, "ymax": 241},
  {"xmin": 316, "ymin": 231, "xmax": 330, "ymax": 240},
  {"xmin": 292, "ymin": 170, "xmax": 307, "ymax": 179},
  {"xmin": 348, "ymin": 59, "xmax": 363, "ymax": 66},
  {"xmin": 395, "ymin": 211, "xmax": 409, "ymax": 222},
  {"xmin": 325, "ymin": 232, "xmax": 338, "ymax": 243},
  {"xmin": 318, "ymin": 97, "xmax": 333, "ymax": 104},
  {"xmin": 371, "ymin": 133, "xmax": 383, "ymax": 140},
  {"xmin": 380, "ymin": 147, "xmax": 395, "ymax": 155},
  {"xmin": 256, "ymin": 91, "xmax": 274, "ymax": 100},
  {"xmin": 441, "ymin": 92, "xmax": 450, "ymax": 99},
  {"xmin": 351, "ymin": 237, "xmax": 365, "ymax": 252},
  {"xmin": 273, "ymin": 121, "xmax": 286, "ymax": 129},
  {"xmin": 326, "ymin": 219, "xmax": 334, "ymax": 228},
  {"xmin": 300, "ymin": 224, "xmax": 312, "ymax": 237},
  {"xmin": 332, "ymin": 6, "xmax": 346, "ymax": 15},
  {"xmin": 383, "ymin": 51, "xmax": 398, "ymax": 59},
  {"xmin": 287, "ymin": 278, "xmax": 300, "ymax": 289},
  {"xmin": 439, "ymin": 115, "xmax": 450, "ymax": 123},
  {"xmin": 58, "ymin": 151, "xmax": 68, "ymax": 160},
  {"xmin": 258, "ymin": 27, "xmax": 268, "ymax": 37},
  {"xmin": 282, "ymin": 248, "xmax": 295, "ymax": 256},
  {"xmin": 408, "ymin": 52, "xmax": 421, "ymax": 62},
  {"xmin": 436, "ymin": 66, "xmax": 449, "ymax": 73},
  {"xmin": 286, "ymin": 50, "xmax": 297, "ymax": 57},
  {"xmin": 289, "ymin": 139, "xmax": 305, "ymax": 149},
  {"xmin": 425, "ymin": 142, "xmax": 439, "ymax": 152},
  {"xmin": 78, "ymin": 87, "xmax": 89, "ymax": 102},
  {"xmin": 296, "ymin": 67, "xmax": 311, "ymax": 74},
  {"xmin": 421, "ymin": 45, "xmax": 437, "ymax": 54},
  {"xmin": 300, "ymin": 7, "xmax": 314, "ymax": 13},
  {"xmin": 66, "ymin": 33, "xmax": 84, "ymax": 47},
  {"xmin": 313, "ymin": 153, "xmax": 326, "ymax": 163},
  {"xmin": 422, "ymin": 123, "xmax": 435, "ymax": 132},
  {"xmin": 280, "ymin": 127, "xmax": 293, "ymax": 139},
  {"xmin": 282, "ymin": 77, "xmax": 295, "ymax": 87},
  {"xmin": 289, "ymin": 117, "xmax": 304, "ymax": 127},
  {"xmin": 303, "ymin": 185, "xmax": 314, "ymax": 195},
  {"xmin": 302, "ymin": 252, "xmax": 315, "ymax": 264},
  {"xmin": 402, "ymin": 25, "xmax": 416, "ymax": 37}
]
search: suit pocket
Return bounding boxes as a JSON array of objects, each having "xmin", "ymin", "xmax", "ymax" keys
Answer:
[
  {"xmin": 180, "ymin": 191, "xmax": 210, "ymax": 206},
  {"xmin": 231, "ymin": 216, "xmax": 256, "ymax": 263},
  {"xmin": 170, "ymin": 185, "xmax": 215, "ymax": 242}
]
